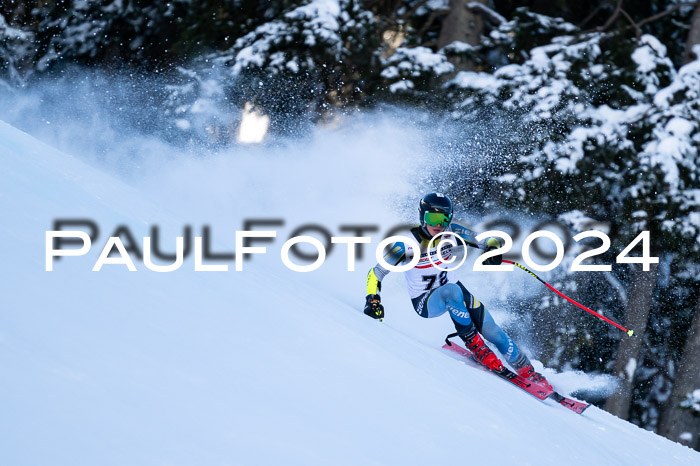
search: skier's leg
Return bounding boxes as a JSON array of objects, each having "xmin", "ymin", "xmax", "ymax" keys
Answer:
[
  {"xmin": 480, "ymin": 309, "xmax": 552, "ymax": 389},
  {"xmin": 479, "ymin": 309, "xmax": 520, "ymax": 366},
  {"xmin": 454, "ymin": 283, "xmax": 553, "ymax": 388},
  {"xmin": 480, "ymin": 309, "xmax": 551, "ymax": 387},
  {"xmin": 454, "ymin": 281, "xmax": 521, "ymax": 365},
  {"xmin": 426, "ymin": 283, "xmax": 474, "ymax": 328},
  {"xmin": 433, "ymin": 283, "xmax": 503, "ymax": 370}
]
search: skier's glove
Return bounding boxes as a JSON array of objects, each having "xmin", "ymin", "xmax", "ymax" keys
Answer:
[
  {"xmin": 484, "ymin": 237, "xmax": 503, "ymax": 266},
  {"xmin": 364, "ymin": 294, "xmax": 384, "ymax": 319}
]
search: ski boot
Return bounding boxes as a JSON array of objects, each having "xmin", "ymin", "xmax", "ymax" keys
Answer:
[
  {"xmin": 516, "ymin": 363, "xmax": 553, "ymax": 390},
  {"xmin": 461, "ymin": 331, "xmax": 504, "ymax": 372}
]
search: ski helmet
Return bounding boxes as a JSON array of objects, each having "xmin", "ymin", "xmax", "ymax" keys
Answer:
[{"xmin": 419, "ymin": 193, "xmax": 453, "ymax": 228}]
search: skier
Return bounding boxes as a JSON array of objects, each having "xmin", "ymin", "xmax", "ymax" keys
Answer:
[{"xmin": 363, "ymin": 192, "xmax": 552, "ymax": 389}]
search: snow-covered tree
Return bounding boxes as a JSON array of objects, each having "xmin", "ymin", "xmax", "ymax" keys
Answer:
[
  {"xmin": 212, "ymin": 0, "xmax": 379, "ymax": 116},
  {"xmin": 657, "ymin": 275, "xmax": 700, "ymax": 449},
  {"xmin": 379, "ymin": 46, "xmax": 453, "ymax": 103},
  {"xmin": 31, "ymin": 0, "xmax": 189, "ymax": 72},
  {"xmin": 0, "ymin": 12, "xmax": 33, "ymax": 86}
]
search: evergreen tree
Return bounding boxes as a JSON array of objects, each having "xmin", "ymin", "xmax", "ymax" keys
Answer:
[
  {"xmin": 32, "ymin": 0, "xmax": 190, "ymax": 72},
  {"xmin": 0, "ymin": 11, "xmax": 33, "ymax": 85}
]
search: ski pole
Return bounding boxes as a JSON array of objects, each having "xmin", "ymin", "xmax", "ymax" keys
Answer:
[{"xmin": 503, "ymin": 260, "xmax": 634, "ymax": 337}]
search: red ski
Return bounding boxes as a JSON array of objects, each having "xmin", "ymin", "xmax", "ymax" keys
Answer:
[
  {"xmin": 443, "ymin": 339, "xmax": 589, "ymax": 414},
  {"xmin": 550, "ymin": 393, "xmax": 589, "ymax": 414},
  {"xmin": 443, "ymin": 340, "xmax": 553, "ymax": 400}
]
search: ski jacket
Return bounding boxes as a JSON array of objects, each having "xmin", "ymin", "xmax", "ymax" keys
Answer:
[{"xmin": 366, "ymin": 223, "xmax": 493, "ymax": 299}]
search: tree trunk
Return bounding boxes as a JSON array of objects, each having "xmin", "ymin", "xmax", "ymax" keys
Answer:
[
  {"xmin": 657, "ymin": 294, "xmax": 700, "ymax": 449},
  {"xmin": 437, "ymin": 0, "xmax": 487, "ymax": 71},
  {"xmin": 683, "ymin": 4, "xmax": 700, "ymax": 64},
  {"xmin": 605, "ymin": 264, "xmax": 658, "ymax": 419}
]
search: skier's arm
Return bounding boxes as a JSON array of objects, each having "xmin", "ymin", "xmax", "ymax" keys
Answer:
[
  {"xmin": 450, "ymin": 222, "xmax": 503, "ymax": 249},
  {"xmin": 364, "ymin": 242, "xmax": 407, "ymax": 319},
  {"xmin": 450, "ymin": 223, "xmax": 502, "ymax": 264},
  {"xmin": 450, "ymin": 223, "xmax": 483, "ymax": 249}
]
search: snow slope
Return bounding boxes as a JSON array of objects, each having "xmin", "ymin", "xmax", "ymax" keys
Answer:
[{"xmin": 1, "ymin": 119, "xmax": 698, "ymax": 466}]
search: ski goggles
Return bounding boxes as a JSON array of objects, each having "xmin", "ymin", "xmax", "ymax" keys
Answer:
[{"xmin": 423, "ymin": 212, "xmax": 452, "ymax": 227}]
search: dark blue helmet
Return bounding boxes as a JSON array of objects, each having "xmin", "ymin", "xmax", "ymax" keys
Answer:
[{"xmin": 419, "ymin": 193, "xmax": 453, "ymax": 228}]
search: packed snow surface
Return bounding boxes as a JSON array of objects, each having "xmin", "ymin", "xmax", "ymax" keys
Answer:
[{"xmin": 1, "ymin": 120, "xmax": 698, "ymax": 466}]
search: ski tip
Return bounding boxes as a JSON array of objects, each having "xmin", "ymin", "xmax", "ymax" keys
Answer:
[{"xmin": 627, "ymin": 329, "xmax": 634, "ymax": 337}]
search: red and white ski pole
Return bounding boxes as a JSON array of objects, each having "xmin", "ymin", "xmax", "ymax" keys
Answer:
[{"xmin": 503, "ymin": 260, "xmax": 634, "ymax": 337}]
